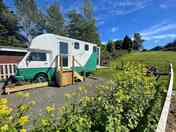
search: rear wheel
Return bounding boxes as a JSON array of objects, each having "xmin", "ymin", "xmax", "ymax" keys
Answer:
[{"xmin": 34, "ymin": 73, "xmax": 48, "ymax": 83}]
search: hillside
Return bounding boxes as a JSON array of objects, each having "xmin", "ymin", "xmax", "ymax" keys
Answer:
[{"xmin": 96, "ymin": 51, "xmax": 176, "ymax": 131}]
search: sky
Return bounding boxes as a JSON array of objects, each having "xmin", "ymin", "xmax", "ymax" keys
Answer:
[{"xmin": 4, "ymin": 0, "xmax": 176, "ymax": 49}]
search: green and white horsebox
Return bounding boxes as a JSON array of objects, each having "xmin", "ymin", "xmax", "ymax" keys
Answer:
[{"xmin": 15, "ymin": 33, "xmax": 100, "ymax": 83}]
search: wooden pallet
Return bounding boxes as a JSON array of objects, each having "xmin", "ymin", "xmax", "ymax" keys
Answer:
[{"xmin": 4, "ymin": 82, "xmax": 48, "ymax": 94}]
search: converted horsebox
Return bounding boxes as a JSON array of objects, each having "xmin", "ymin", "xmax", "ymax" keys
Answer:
[{"xmin": 15, "ymin": 33, "xmax": 101, "ymax": 83}]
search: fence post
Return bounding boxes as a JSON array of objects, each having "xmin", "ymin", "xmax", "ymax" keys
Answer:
[{"xmin": 156, "ymin": 64, "xmax": 174, "ymax": 132}]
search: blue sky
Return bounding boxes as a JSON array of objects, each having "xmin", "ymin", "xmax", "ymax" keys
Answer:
[{"xmin": 4, "ymin": 0, "xmax": 176, "ymax": 49}]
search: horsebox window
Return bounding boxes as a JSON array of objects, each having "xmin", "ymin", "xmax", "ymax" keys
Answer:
[
  {"xmin": 85, "ymin": 44, "xmax": 89, "ymax": 51},
  {"xmin": 74, "ymin": 42, "xmax": 80, "ymax": 49},
  {"xmin": 93, "ymin": 46, "xmax": 97, "ymax": 52},
  {"xmin": 29, "ymin": 52, "xmax": 47, "ymax": 61}
]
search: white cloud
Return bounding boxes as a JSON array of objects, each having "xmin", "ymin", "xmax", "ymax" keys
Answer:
[
  {"xmin": 159, "ymin": 4, "xmax": 167, "ymax": 9},
  {"xmin": 111, "ymin": 27, "xmax": 119, "ymax": 33},
  {"xmin": 97, "ymin": 20, "xmax": 105, "ymax": 27},
  {"xmin": 142, "ymin": 24, "xmax": 176, "ymax": 36},
  {"xmin": 143, "ymin": 34, "xmax": 176, "ymax": 40},
  {"xmin": 141, "ymin": 21, "xmax": 176, "ymax": 41},
  {"xmin": 159, "ymin": 0, "xmax": 176, "ymax": 9},
  {"xmin": 94, "ymin": 0, "xmax": 153, "ymax": 17}
]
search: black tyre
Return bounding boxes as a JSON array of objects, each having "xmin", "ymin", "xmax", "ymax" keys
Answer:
[{"xmin": 34, "ymin": 73, "xmax": 48, "ymax": 83}]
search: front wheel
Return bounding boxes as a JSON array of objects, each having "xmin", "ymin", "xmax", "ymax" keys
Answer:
[{"xmin": 34, "ymin": 73, "xmax": 48, "ymax": 83}]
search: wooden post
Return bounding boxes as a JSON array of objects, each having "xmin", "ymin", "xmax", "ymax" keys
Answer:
[
  {"xmin": 72, "ymin": 56, "xmax": 75, "ymax": 84},
  {"xmin": 60, "ymin": 55, "xmax": 63, "ymax": 72}
]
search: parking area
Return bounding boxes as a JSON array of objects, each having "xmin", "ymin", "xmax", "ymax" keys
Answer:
[{"xmin": 0, "ymin": 78, "xmax": 104, "ymax": 114}]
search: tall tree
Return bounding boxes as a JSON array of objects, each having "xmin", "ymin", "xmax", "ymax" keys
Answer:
[
  {"xmin": 46, "ymin": 1, "xmax": 65, "ymax": 35},
  {"xmin": 14, "ymin": 0, "xmax": 45, "ymax": 42},
  {"xmin": 133, "ymin": 33, "xmax": 144, "ymax": 50},
  {"xmin": 106, "ymin": 40, "xmax": 114, "ymax": 53},
  {"xmin": 122, "ymin": 35, "xmax": 133, "ymax": 52},
  {"xmin": 67, "ymin": 10, "xmax": 84, "ymax": 40},
  {"xmin": 114, "ymin": 40, "xmax": 123, "ymax": 49},
  {"xmin": 83, "ymin": 0, "xmax": 93, "ymax": 19},
  {"xmin": 67, "ymin": 0, "xmax": 100, "ymax": 44},
  {"xmin": 0, "ymin": 0, "xmax": 26, "ymax": 47},
  {"xmin": 82, "ymin": 0, "xmax": 100, "ymax": 44}
]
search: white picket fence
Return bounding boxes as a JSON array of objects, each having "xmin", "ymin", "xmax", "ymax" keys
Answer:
[
  {"xmin": 156, "ymin": 64, "xmax": 174, "ymax": 132},
  {"xmin": 0, "ymin": 63, "xmax": 17, "ymax": 81}
]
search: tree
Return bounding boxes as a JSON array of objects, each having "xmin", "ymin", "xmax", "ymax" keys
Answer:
[
  {"xmin": 114, "ymin": 40, "xmax": 123, "ymax": 49},
  {"xmin": 82, "ymin": 0, "xmax": 100, "ymax": 44},
  {"xmin": 83, "ymin": 0, "xmax": 93, "ymax": 19},
  {"xmin": 106, "ymin": 40, "xmax": 114, "ymax": 53},
  {"xmin": 133, "ymin": 33, "xmax": 144, "ymax": 50},
  {"xmin": 67, "ymin": 10, "xmax": 85, "ymax": 40},
  {"xmin": 14, "ymin": 0, "xmax": 45, "ymax": 42},
  {"xmin": 0, "ymin": 0, "xmax": 26, "ymax": 47},
  {"xmin": 67, "ymin": 0, "xmax": 100, "ymax": 44},
  {"xmin": 46, "ymin": 1, "xmax": 65, "ymax": 35},
  {"xmin": 122, "ymin": 35, "xmax": 133, "ymax": 52}
]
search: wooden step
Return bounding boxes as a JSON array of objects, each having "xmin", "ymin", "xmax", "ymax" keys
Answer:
[
  {"xmin": 4, "ymin": 82, "xmax": 48, "ymax": 94},
  {"xmin": 73, "ymin": 72, "xmax": 84, "ymax": 82}
]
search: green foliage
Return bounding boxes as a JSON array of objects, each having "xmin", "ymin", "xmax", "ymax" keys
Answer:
[
  {"xmin": 14, "ymin": 0, "xmax": 47, "ymax": 41},
  {"xmin": 122, "ymin": 35, "xmax": 133, "ymax": 52},
  {"xmin": 83, "ymin": 0, "xmax": 93, "ymax": 20},
  {"xmin": 0, "ymin": 0, "xmax": 26, "ymax": 47},
  {"xmin": 0, "ymin": 62, "xmax": 165, "ymax": 132},
  {"xmin": 67, "ymin": 0, "xmax": 100, "ymax": 44},
  {"xmin": 46, "ymin": 1, "xmax": 65, "ymax": 35},
  {"xmin": 30, "ymin": 63, "xmax": 160, "ymax": 132},
  {"xmin": 133, "ymin": 33, "xmax": 144, "ymax": 50}
]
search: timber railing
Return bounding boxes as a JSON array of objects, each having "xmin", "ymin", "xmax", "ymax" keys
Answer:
[
  {"xmin": 156, "ymin": 64, "xmax": 174, "ymax": 132},
  {"xmin": 57, "ymin": 55, "xmax": 86, "ymax": 81},
  {"xmin": 0, "ymin": 63, "xmax": 17, "ymax": 81}
]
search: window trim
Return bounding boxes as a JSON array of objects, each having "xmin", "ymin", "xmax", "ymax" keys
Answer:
[
  {"xmin": 74, "ymin": 42, "xmax": 80, "ymax": 49},
  {"xmin": 28, "ymin": 52, "xmax": 47, "ymax": 61}
]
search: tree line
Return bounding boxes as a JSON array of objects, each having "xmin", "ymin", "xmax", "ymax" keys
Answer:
[
  {"xmin": 0, "ymin": 0, "xmax": 100, "ymax": 47},
  {"xmin": 100, "ymin": 33, "xmax": 144, "ymax": 65}
]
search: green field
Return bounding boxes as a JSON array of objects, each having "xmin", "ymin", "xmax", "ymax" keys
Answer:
[{"xmin": 96, "ymin": 51, "xmax": 176, "ymax": 87}]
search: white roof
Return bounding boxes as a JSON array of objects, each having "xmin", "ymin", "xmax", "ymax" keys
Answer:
[{"xmin": 32, "ymin": 33, "xmax": 98, "ymax": 46}]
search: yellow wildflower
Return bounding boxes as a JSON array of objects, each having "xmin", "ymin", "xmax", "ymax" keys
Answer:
[
  {"xmin": 19, "ymin": 115, "xmax": 29, "ymax": 125},
  {"xmin": 46, "ymin": 106, "xmax": 55, "ymax": 113},
  {"xmin": 41, "ymin": 119, "xmax": 49, "ymax": 126},
  {"xmin": 19, "ymin": 104, "xmax": 29, "ymax": 112},
  {"xmin": 0, "ymin": 124, "xmax": 9, "ymax": 132},
  {"xmin": 0, "ymin": 98, "xmax": 8, "ymax": 105},
  {"xmin": 0, "ymin": 105, "xmax": 12, "ymax": 116},
  {"xmin": 20, "ymin": 128, "xmax": 27, "ymax": 132}
]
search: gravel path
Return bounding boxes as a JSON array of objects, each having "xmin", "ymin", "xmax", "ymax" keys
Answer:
[{"xmin": 0, "ymin": 77, "xmax": 104, "ymax": 115}]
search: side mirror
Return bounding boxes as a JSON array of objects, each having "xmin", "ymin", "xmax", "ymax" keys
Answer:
[{"xmin": 26, "ymin": 56, "xmax": 31, "ymax": 66}]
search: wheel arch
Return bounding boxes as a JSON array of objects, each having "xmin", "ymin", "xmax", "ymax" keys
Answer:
[{"xmin": 33, "ymin": 72, "xmax": 49, "ymax": 81}]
